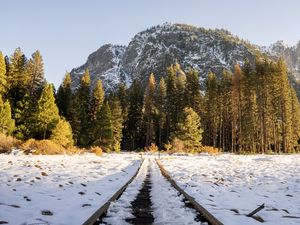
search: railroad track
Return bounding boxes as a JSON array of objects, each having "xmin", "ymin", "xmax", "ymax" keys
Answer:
[{"xmin": 82, "ymin": 158, "xmax": 223, "ymax": 225}]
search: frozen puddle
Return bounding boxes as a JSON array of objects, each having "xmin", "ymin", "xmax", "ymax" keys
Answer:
[{"xmin": 102, "ymin": 158, "xmax": 206, "ymax": 225}]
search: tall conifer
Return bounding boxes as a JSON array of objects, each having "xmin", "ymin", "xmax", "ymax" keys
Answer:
[
  {"xmin": 144, "ymin": 73, "xmax": 156, "ymax": 146},
  {"xmin": 56, "ymin": 72, "xmax": 72, "ymax": 119},
  {"xmin": 36, "ymin": 84, "xmax": 60, "ymax": 139},
  {"xmin": 0, "ymin": 51, "xmax": 7, "ymax": 96}
]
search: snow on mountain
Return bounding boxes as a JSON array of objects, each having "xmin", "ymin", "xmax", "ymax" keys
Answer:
[
  {"xmin": 70, "ymin": 44, "xmax": 128, "ymax": 92},
  {"xmin": 70, "ymin": 23, "xmax": 300, "ymax": 97},
  {"xmin": 262, "ymin": 40, "xmax": 300, "ymax": 98}
]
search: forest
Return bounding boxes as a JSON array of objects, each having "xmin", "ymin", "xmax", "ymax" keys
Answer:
[{"xmin": 1, "ymin": 47, "xmax": 300, "ymax": 154}]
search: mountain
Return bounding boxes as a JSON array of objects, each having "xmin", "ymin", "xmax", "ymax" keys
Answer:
[
  {"xmin": 70, "ymin": 23, "xmax": 300, "ymax": 97},
  {"xmin": 262, "ymin": 40, "xmax": 300, "ymax": 97}
]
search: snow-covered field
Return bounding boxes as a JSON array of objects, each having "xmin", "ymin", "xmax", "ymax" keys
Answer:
[
  {"xmin": 161, "ymin": 154, "xmax": 300, "ymax": 225},
  {"xmin": 0, "ymin": 152, "xmax": 141, "ymax": 225},
  {"xmin": 103, "ymin": 158, "xmax": 204, "ymax": 225},
  {"xmin": 1, "ymin": 152, "xmax": 299, "ymax": 225}
]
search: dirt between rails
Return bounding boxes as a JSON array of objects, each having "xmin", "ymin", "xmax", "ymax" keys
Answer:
[{"xmin": 125, "ymin": 170, "xmax": 154, "ymax": 225}]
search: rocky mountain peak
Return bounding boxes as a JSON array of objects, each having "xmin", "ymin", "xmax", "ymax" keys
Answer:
[{"xmin": 69, "ymin": 23, "xmax": 299, "ymax": 97}]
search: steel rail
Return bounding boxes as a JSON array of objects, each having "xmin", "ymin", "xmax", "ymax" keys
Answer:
[
  {"xmin": 82, "ymin": 158, "xmax": 145, "ymax": 225},
  {"xmin": 156, "ymin": 159, "xmax": 224, "ymax": 225}
]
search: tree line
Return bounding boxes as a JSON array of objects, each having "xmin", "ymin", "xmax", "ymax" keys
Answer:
[{"xmin": 1, "ymin": 48, "xmax": 300, "ymax": 153}]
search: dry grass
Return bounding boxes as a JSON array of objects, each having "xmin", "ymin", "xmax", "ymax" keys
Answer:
[
  {"xmin": 90, "ymin": 146, "xmax": 103, "ymax": 156},
  {"xmin": 144, "ymin": 143, "xmax": 158, "ymax": 152},
  {"xmin": 65, "ymin": 146, "xmax": 85, "ymax": 155},
  {"xmin": 199, "ymin": 146, "xmax": 219, "ymax": 155},
  {"xmin": 0, "ymin": 134, "xmax": 21, "ymax": 153},
  {"xmin": 21, "ymin": 139, "xmax": 86, "ymax": 155},
  {"xmin": 21, "ymin": 139, "xmax": 65, "ymax": 155},
  {"xmin": 170, "ymin": 138, "xmax": 185, "ymax": 153}
]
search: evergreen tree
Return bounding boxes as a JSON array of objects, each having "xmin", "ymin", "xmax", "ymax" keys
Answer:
[
  {"xmin": 255, "ymin": 58, "xmax": 275, "ymax": 153},
  {"xmin": 90, "ymin": 80, "xmax": 104, "ymax": 122},
  {"xmin": 117, "ymin": 83, "xmax": 128, "ymax": 118},
  {"xmin": 166, "ymin": 64, "xmax": 178, "ymax": 140},
  {"xmin": 173, "ymin": 107, "xmax": 203, "ymax": 152},
  {"xmin": 241, "ymin": 62, "xmax": 258, "ymax": 153},
  {"xmin": 156, "ymin": 77, "xmax": 167, "ymax": 149},
  {"xmin": 144, "ymin": 73, "xmax": 157, "ymax": 146},
  {"xmin": 56, "ymin": 72, "xmax": 72, "ymax": 120},
  {"xmin": 0, "ymin": 95, "xmax": 15, "ymax": 135},
  {"xmin": 50, "ymin": 118, "xmax": 74, "ymax": 147},
  {"xmin": 231, "ymin": 65, "xmax": 243, "ymax": 152},
  {"xmin": 94, "ymin": 102, "xmax": 113, "ymax": 150},
  {"xmin": 276, "ymin": 59, "xmax": 293, "ymax": 153},
  {"xmin": 185, "ymin": 68, "xmax": 202, "ymax": 114},
  {"xmin": 0, "ymin": 51, "xmax": 7, "ymax": 96},
  {"xmin": 109, "ymin": 96, "xmax": 123, "ymax": 152},
  {"xmin": 71, "ymin": 69, "xmax": 91, "ymax": 146},
  {"xmin": 36, "ymin": 84, "xmax": 60, "ymax": 139},
  {"xmin": 26, "ymin": 50, "xmax": 45, "ymax": 98},
  {"xmin": 176, "ymin": 71, "xmax": 187, "ymax": 119},
  {"xmin": 123, "ymin": 79, "xmax": 144, "ymax": 150},
  {"xmin": 290, "ymin": 88, "xmax": 300, "ymax": 151},
  {"xmin": 203, "ymin": 72, "xmax": 219, "ymax": 147},
  {"xmin": 14, "ymin": 94, "xmax": 35, "ymax": 139},
  {"xmin": 7, "ymin": 48, "xmax": 29, "ymax": 104},
  {"xmin": 219, "ymin": 69, "xmax": 233, "ymax": 152}
]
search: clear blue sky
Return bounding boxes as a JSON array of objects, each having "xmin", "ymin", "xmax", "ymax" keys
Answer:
[{"xmin": 1, "ymin": 0, "xmax": 299, "ymax": 88}]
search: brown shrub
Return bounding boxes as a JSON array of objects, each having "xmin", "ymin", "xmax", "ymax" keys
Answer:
[
  {"xmin": 171, "ymin": 138, "xmax": 185, "ymax": 153},
  {"xmin": 164, "ymin": 142, "xmax": 172, "ymax": 152},
  {"xmin": 0, "ymin": 134, "xmax": 21, "ymax": 153},
  {"xmin": 199, "ymin": 146, "xmax": 219, "ymax": 155},
  {"xmin": 65, "ymin": 146, "xmax": 85, "ymax": 155},
  {"xmin": 21, "ymin": 139, "xmax": 64, "ymax": 155},
  {"xmin": 144, "ymin": 143, "xmax": 158, "ymax": 152},
  {"xmin": 90, "ymin": 146, "xmax": 103, "ymax": 156}
]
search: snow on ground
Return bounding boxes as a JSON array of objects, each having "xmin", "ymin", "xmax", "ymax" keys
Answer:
[
  {"xmin": 102, "ymin": 158, "xmax": 149, "ymax": 224},
  {"xmin": 150, "ymin": 158, "xmax": 206, "ymax": 225},
  {"xmin": 160, "ymin": 154, "xmax": 300, "ymax": 225},
  {"xmin": 103, "ymin": 157, "xmax": 205, "ymax": 225},
  {"xmin": 0, "ymin": 152, "xmax": 142, "ymax": 225}
]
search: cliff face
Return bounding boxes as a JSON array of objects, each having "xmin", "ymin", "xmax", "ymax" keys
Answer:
[{"xmin": 70, "ymin": 23, "xmax": 300, "ymax": 97}]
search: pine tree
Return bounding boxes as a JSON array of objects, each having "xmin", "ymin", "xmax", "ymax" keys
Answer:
[
  {"xmin": 123, "ymin": 79, "xmax": 144, "ymax": 150},
  {"xmin": 166, "ymin": 65, "xmax": 178, "ymax": 140},
  {"xmin": 156, "ymin": 77, "xmax": 167, "ymax": 149},
  {"xmin": 241, "ymin": 62, "xmax": 258, "ymax": 153},
  {"xmin": 0, "ymin": 51, "xmax": 7, "ymax": 96},
  {"xmin": 219, "ymin": 69, "xmax": 233, "ymax": 152},
  {"xmin": 173, "ymin": 107, "xmax": 203, "ymax": 152},
  {"xmin": 94, "ymin": 102, "xmax": 113, "ymax": 150},
  {"xmin": 185, "ymin": 68, "xmax": 202, "ymax": 114},
  {"xmin": 71, "ymin": 69, "xmax": 90, "ymax": 146},
  {"xmin": 7, "ymin": 48, "xmax": 29, "ymax": 102},
  {"xmin": 50, "ymin": 118, "xmax": 74, "ymax": 147},
  {"xmin": 117, "ymin": 83, "xmax": 128, "ymax": 118},
  {"xmin": 0, "ymin": 95, "xmax": 15, "ymax": 135},
  {"xmin": 255, "ymin": 58, "xmax": 276, "ymax": 153},
  {"xmin": 144, "ymin": 73, "xmax": 156, "ymax": 146},
  {"xmin": 56, "ymin": 72, "xmax": 72, "ymax": 119},
  {"xmin": 14, "ymin": 94, "xmax": 35, "ymax": 139},
  {"xmin": 90, "ymin": 80, "xmax": 104, "ymax": 122},
  {"xmin": 290, "ymin": 88, "xmax": 300, "ymax": 151},
  {"xmin": 203, "ymin": 72, "xmax": 219, "ymax": 147},
  {"xmin": 26, "ymin": 50, "xmax": 45, "ymax": 98},
  {"xmin": 5, "ymin": 48, "xmax": 30, "ymax": 134},
  {"xmin": 176, "ymin": 71, "xmax": 187, "ymax": 119},
  {"xmin": 109, "ymin": 96, "xmax": 123, "ymax": 152},
  {"xmin": 231, "ymin": 65, "xmax": 243, "ymax": 153},
  {"xmin": 36, "ymin": 84, "xmax": 60, "ymax": 139},
  {"xmin": 276, "ymin": 59, "xmax": 293, "ymax": 153}
]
